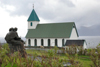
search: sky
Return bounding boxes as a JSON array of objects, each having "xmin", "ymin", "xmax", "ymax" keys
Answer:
[{"xmin": 0, "ymin": 0, "xmax": 100, "ymax": 37}]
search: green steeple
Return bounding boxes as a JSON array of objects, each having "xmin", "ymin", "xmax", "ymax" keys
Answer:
[{"xmin": 27, "ymin": 9, "xmax": 40, "ymax": 21}]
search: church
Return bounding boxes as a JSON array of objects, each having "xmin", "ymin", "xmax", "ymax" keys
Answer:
[{"xmin": 25, "ymin": 7, "xmax": 87, "ymax": 49}]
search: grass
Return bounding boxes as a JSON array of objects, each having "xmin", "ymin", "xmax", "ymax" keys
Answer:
[
  {"xmin": 79, "ymin": 59, "xmax": 92, "ymax": 67},
  {"xmin": 26, "ymin": 49, "xmax": 48, "ymax": 56},
  {"xmin": 0, "ymin": 44, "xmax": 97, "ymax": 67},
  {"xmin": 26, "ymin": 49, "xmax": 92, "ymax": 67}
]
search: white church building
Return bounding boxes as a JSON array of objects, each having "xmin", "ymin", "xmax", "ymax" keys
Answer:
[{"xmin": 25, "ymin": 8, "xmax": 87, "ymax": 49}]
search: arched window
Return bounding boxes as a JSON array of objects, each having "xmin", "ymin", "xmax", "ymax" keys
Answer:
[
  {"xmin": 48, "ymin": 39, "xmax": 50, "ymax": 46},
  {"xmin": 30, "ymin": 22, "xmax": 32, "ymax": 26},
  {"xmin": 62, "ymin": 39, "xmax": 64, "ymax": 46},
  {"xmin": 28, "ymin": 39, "xmax": 31, "ymax": 46},
  {"xmin": 55, "ymin": 39, "xmax": 57, "ymax": 46},
  {"xmin": 41, "ymin": 39, "xmax": 44, "ymax": 46},
  {"xmin": 34, "ymin": 39, "xmax": 37, "ymax": 46}
]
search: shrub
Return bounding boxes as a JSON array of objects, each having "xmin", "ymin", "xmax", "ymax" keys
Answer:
[
  {"xmin": 48, "ymin": 49, "xmax": 55, "ymax": 57},
  {"xmin": 53, "ymin": 46, "xmax": 58, "ymax": 54}
]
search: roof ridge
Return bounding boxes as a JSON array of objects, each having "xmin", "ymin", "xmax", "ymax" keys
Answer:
[{"xmin": 39, "ymin": 22, "xmax": 75, "ymax": 25}]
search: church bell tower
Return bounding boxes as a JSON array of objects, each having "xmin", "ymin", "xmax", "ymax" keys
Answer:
[{"xmin": 27, "ymin": 5, "xmax": 40, "ymax": 29}]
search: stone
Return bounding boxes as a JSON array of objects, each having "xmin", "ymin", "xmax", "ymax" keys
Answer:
[{"xmin": 5, "ymin": 27, "xmax": 27, "ymax": 58}]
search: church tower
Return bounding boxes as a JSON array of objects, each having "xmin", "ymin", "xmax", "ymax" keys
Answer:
[{"xmin": 27, "ymin": 6, "xmax": 40, "ymax": 29}]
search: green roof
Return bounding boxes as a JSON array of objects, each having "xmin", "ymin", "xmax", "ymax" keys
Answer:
[
  {"xmin": 27, "ymin": 9, "xmax": 40, "ymax": 21},
  {"xmin": 25, "ymin": 22, "xmax": 79, "ymax": 38}
]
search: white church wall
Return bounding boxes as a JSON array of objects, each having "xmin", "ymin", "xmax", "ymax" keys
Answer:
[
  {"xmin": 26, "ymin": 39, "xmax": 28, "ymax": 46},
  {"xmin": 50, "ymin": 38, "xmax": 63, "ymax": 47},
  {"xmin": 31, "ymin": 39, "xmax": 34, "ymax": 46},
  {"xmin": 26, "ymin": 38, "xmax": 34, "ymax": 46},
  {"xmin": 44, "ymin": 39, "xmax": 48, "ymax": 46},
  {"xmin": 37, "ymin": 39, "xmax": 41, "ymax": 46},
  {"xmin": 26, "ymin": 38, "xmax": 69, "ymax": 47},
  {"xmin": 58, "ymin": 39, "xmax": 62, "ymax": 47},
  {"xmin": 70, "ymin": 28, "xmax": 78, "ymax": 39},
  {"xmin": 50, "ymin": 39, "xmax": 55, "ymax": 46},
  {"xmin": 28, "ymin": 21, "xmax": 39, "ymax": 29},
  {"xmin": 50, "ymin": 38, "xmax": 69, "ymax": 47}
]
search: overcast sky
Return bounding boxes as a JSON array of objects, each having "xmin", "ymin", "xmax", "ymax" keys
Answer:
[{"xmin": 0, "ymin": 0, "xmax": 100, "ymax": 37}]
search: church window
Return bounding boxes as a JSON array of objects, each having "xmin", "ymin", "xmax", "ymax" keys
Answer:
[
  {"xmin": 28, "ymin": 39, "xmax": 31, "ymax": 46},
  {"xmin": 48, "ymin": 39, "xmax": 50, "ymax": 46},
  {"xmin": 41, "ymin": 39, "xmax": 44, "ymax": 46},
  {"xmin": 34, "ymin": 39, "xmax": 37, "ymax": 46},
  {"xmin": 55, "ymin": 39, "xmax": 57, "ymax": 46},
  {"xmin": 62, "ymin": 39, "xmax": 64, "ymax": 46},
  {"xmin": 30, "ymin": 22, "xmax": 32, "ymax": 26}
]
